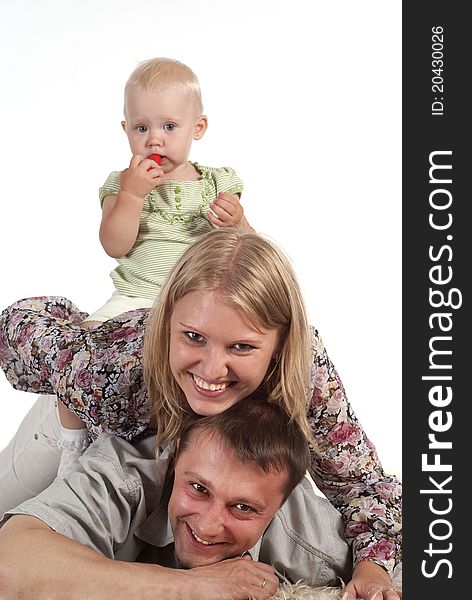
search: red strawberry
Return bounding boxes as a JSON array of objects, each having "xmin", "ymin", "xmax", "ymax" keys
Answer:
[{"xmin": 148, "ymin": 154, "xmax": 162, "ymax": 165}]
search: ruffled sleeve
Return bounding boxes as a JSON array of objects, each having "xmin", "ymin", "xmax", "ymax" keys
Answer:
[
  {"xmin": 208, "ymin": 166, "xmax": 244, "ymax": 197},
  {"xmin": 307, "ymin": 326, "xmax": 402, "ymax": 573},
  {"xmin": 98, "ymin": 171, "xmax": 122, "ymax": 207},
  {"xmin": 0, "ymin": 297, "xmax": 152, "ymax": 441}
]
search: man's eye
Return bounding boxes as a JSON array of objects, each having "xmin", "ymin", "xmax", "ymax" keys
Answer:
[
  {"xmin": 136, "ymin": 125, "xmax": 148, "ymax": 133},
  {"xmin": 163, "ymin": 123, "xmax": 176, "ymax": 132},
  {"xmin": 234, "ymin": 503, "xmax": 255, "ymax": 513},
  {"xmin": 192, "ymin": 483, "xmax": 207, "ymax": 494}
]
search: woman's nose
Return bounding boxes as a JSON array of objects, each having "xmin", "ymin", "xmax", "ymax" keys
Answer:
[{"xmin": 199, "ymin": 347, "xmax": 229, "ymax": 381}]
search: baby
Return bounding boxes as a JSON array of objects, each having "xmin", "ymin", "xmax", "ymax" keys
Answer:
[
  {"xmin": 59, "ymin": 57, "xmax": 253, "ymax": 472},
  {"xmin": 87, "ymin": 56, "xmax": 252, "ymax": 324}
]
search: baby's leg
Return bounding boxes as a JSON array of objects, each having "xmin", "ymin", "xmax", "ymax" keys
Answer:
[{"xmin": 0, "ymin": 395, "xmax": 62, "ymax": 517}]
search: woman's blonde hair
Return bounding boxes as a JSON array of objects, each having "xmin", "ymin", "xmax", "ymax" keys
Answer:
[
  {"xmin": 124, "ymin": 57, "xmax": 203, "ymax": 114},
  {"xmin": 143, "ymin": 229, "xmax": 312, "ymax": 446}
]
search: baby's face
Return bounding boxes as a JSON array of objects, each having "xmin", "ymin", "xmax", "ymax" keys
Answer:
[{"xmin": 122, "ymin": 86, "xmax": 207, "ymax": 177}]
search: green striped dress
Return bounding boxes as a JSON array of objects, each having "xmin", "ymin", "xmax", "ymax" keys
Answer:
[{"xmin": 98, "ymin": 163, "xmax": 243, "ymax": 300}]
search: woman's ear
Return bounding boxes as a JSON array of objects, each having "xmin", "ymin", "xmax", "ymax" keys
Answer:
[
  {"xmin": 272, "ymin": 344, "xmax": 282, "ymax": 362},
  {"xmin": 193, "ymin": 115, "xmax": 208, "ymax": 140}
]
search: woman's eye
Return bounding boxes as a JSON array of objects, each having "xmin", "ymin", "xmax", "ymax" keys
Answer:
[
  {"xmin": 233, "ymin": 343, "xmax": 255, "ymax": 352},
  {"xmin": 192, "ymin": 483, "xmax": 207, "ymax": 494},
  {"xmin": 136, "ymin": 125, "xmax": 147, "ymax": 133},
  {"xmin": 164, "ymin": 123, "xmax": 176, "ymax": 132},
  {"xmin": 185, "ymin": 331, "xmax": 204, "ymax": 343}
]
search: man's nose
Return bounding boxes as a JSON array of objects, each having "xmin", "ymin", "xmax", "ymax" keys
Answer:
[{"xmin": 195, "ymin": 504, "xmax": 226, "ymax": 539}]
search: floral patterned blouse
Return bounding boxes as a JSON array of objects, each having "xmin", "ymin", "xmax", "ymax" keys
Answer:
[{"xmin": 0, "ymin": 296, "xmax": 402, "ymax": 574}]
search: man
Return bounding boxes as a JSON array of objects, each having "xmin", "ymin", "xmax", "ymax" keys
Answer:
[{"xmin": 0, "ymin": 399, "xmax": 351, "ymax": 599}]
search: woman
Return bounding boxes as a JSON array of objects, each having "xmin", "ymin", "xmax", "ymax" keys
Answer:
[{"xmin": 0, "ymin": 229, "xmax": 401, "ymax": 599}]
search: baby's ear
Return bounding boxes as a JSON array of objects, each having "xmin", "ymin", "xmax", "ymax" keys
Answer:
[
  {"xmin": 121, "ymin": 120, "xmax": 127, "ymax": 132},
  {"xmin": 193, "ymin": 115, "xmax": 208, "ymax": 140}
]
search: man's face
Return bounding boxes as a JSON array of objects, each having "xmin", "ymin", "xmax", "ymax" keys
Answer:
[{"xmin": 168, "ymin": 430, "xmax": 287, "ymax": 568}]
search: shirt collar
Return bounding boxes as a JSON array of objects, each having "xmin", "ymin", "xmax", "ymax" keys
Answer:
[
  {"xmin": 135, "ymin": 444, "xmax": 174, "ymax": 547},
  {"xmin": 245, "ymin": 538, "xmax": 262, "ymax": 561},
  {"xmin": 135, "ymin": 498, "xmax": 174, "ymax": 547}
]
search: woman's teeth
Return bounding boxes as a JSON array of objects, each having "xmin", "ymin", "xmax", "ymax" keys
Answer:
[{"xmin": 193, "ymin": 375, "xmax": 229, "ymax": 392}]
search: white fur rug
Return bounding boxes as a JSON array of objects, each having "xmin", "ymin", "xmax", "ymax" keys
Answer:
[
  {"xmin": 270, "ymin": 566, "xmax": 403, "ymax": 600},
  {"xmin": 270, "ymin": 582, "xmax": 345, "ymax": 600}
]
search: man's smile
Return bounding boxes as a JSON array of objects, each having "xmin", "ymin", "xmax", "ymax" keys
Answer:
[{"xmin": 188, "ymin": 525, "xmax": 219, "ymax": 546}]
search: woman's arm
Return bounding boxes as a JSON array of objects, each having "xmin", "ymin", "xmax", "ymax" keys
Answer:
[
  {"xmin": 0, "ymin": 297, "xmax": 151, "ymax": 440},
  {"xmin": 307, "ymin": 327, "xmax": 402, "ymax": 574},
  {"xmin": 0, "ymin": 297, "xmax": 87, "ymax": 395}
]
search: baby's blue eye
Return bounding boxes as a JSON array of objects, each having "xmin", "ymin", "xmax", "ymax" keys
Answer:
[
  {"xmin": 164, "ymin": 123, "xmax": 176, "ymax": 132},
  {"xmin": 136, "ymin": 125, "xmax": 148, "ymax": 133}
]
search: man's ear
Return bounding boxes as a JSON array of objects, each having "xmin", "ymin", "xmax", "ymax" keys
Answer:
[
  {"xmin": 193, "ymin": 115, "xmax": 208, "ymax": 140},
  {"xmin": 121, "ymin": 120, "xmax": 127, "ymax": 133}
]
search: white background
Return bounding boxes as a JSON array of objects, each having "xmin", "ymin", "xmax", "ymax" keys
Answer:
[{"xmin": 0, "ymin": 0, "xmax": 401, "ymax": 476}]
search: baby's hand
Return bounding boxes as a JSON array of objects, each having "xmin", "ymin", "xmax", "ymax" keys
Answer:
[
  {"xmin": 120, "ymin": 154, "xmax": 164, "ymax": 198},
  {"xmin": 208, "ymin": 192, "xmax": 245, "ymax": 228}
]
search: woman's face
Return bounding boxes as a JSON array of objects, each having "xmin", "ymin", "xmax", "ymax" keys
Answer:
[{"xmin": 169, "ymin": 290, "xmax": 279, "ymax": 416}]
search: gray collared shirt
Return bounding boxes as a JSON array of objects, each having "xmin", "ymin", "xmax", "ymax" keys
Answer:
[{"xmin": 5, "ymin": 433, "xmax": 352, "ymax": 586}]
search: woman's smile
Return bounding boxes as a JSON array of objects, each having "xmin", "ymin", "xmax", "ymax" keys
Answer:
[
  {"xmin": 169, "ymin": 290, "xmax": 278, "ymax": 416},
  {"xmin": 190, "ymin": 374, "xmax": 232, "ymax": 394}
]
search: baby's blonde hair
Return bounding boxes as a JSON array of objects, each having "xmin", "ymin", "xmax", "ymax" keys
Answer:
[
  {"xmin": 143, "ymin": 228, "xmax": 313, "ymax": 447},
  {"xmin": 124, "ymin": 57, "xmax": 203, "ymax": 114}
]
